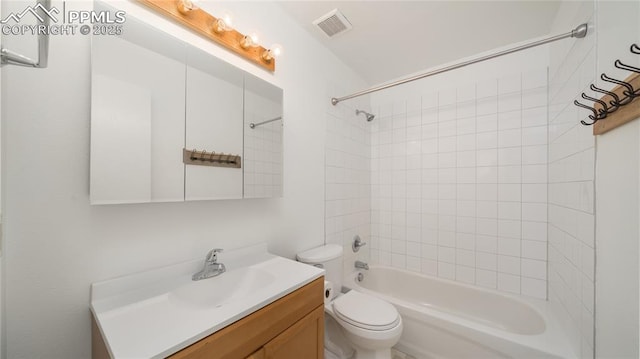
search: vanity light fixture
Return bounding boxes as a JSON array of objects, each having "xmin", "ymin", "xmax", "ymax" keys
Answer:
[
  {"xmin": 240, "ymin": 31, "xmax": 260, "ymax": 49},
  {"xmin": 262, "ymin": 44, "xmax": 283, "ymax": 63},
  {"xmin": 139, "ymin": 0, "xmax": 278, "ymax": 71},
  {"xmin": 176, "ymin": 0, "xmax": 194, "ymax": 15},
  {"xmin": 211, "ymin": 11, "xmax": 233, "ymax": 33}
]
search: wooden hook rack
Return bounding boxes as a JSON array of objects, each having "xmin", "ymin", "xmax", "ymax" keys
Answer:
[
  {"xmin": 183, "ymin": 149, "xmax": 241, "ymax": 168},
  {"xmin": 574, "ymin": 44, "xmax": 640, "ymax": 135}
]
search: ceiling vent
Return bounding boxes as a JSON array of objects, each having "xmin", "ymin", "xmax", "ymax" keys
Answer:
[{"xmin": 313, "ymin": 9, "xmax": 352, "ymax": 38}]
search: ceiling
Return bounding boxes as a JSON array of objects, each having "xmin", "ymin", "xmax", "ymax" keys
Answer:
[{"xmin": 278, "ymin": 1, "xmax": 562, "ymax": 85}]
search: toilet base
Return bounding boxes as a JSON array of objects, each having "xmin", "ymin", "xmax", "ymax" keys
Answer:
[{"xmin": 351, "ymin": 344, "xmax": 393, "ymax": 359}]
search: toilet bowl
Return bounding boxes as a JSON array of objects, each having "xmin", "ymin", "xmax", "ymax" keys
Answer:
[
  {"xmin": 328, "ymin": 290, "xmax": 403, "ymax": 359},
  {"xmin": 297, "ymin": 244, "xmax": 402, "ymax": 359}
]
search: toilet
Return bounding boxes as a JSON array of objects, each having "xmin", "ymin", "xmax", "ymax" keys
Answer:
[{"xmin": 297, "ymin": 244, "xmax": 402, "ymax": 359}]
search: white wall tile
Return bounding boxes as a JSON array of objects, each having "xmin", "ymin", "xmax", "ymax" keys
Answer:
[
  {"xmin": 498, "ymin": 255, "xmax": 521, "ymax": 275},
  {"xmin": 498, "ymin": 273, "xmax": 521, "ymax": 294},
  {"xmin": 498, "ymin": 237, "xmax": 521, "ymax": 257},
  {"xmin": 522, "ymin": 203, "xmax": 547, "ymax": 222},
  {"xmin": 477, "ymin": 114, "xmax": 498, "ymax": 133},
  {"xmin": 477, "ymin": 149, "xmax": 498, "ymax": 166},
  {"xmin": 476, "ymin": 269, "xmax": 497, "ymax": 289},
  {"xmin": 438, "ymin": 262, "xmax": 455, "ymax": 279},
  {"xmin": 522, "ymin": 126, "xmax": 548, "ymax": 146},
  {"xmin": 498, "ymin": 129, "xmax": 522, "ymax": 148},
  {"xmin": 498, "ymin": 147, "xmax": 522, "ymax": 166},
  {"xmin": 367, "ymin": 68, "xmax": 548, "ymax": 300},
  {"xmin": 476, "ymin": 250, "xmax": 497, "ymax": 269},
  {"xmin": 477, "ymin": 79, "xmax": 497, "ymax": 99},
  {"xmin": 456, "ymin": 266, "xmax": 476, "ymax": 284},
  {"xmin": 522, "ymin": 89, "xmax": 547, "ymax": 110},
  {"xmin": 522, "ymin": 239, "xmax": 547, "ymax": 260},
  {"xmin": 522, "ymin": 258, "xmax": 547, "ymax": 279},
  {"xmin": 476, "ymin": 235, "xmax": 497, "ymax": 253},
  {"xmin": 477, "ymin": 97, "xmax": 498, "ymax": 116},
  {"xmin": 523, "ymin": 165, "xmax": 547, "ymax": 184},
  {"xmin": 522, "ymin": 107, "xmax": 548, "ymax": 128},
  {"xmin": 521, "ymin": 277, "xmax": 547, "ymax": 299},
  {"xmin": 477, "ymin": 201, "xmax": 498, "ymax": 219},
  {"xmin": 498, "ymin": 111, "xmax": 522, "ymax": 131},
  {"xmin": 498, "ymin": 184, "xmax": 522, "ymax": 202}
]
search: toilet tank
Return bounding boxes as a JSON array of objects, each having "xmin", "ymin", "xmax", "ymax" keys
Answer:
[{"xmin": 297, "ymin": 244, "xmax": 343, "ymax": 298}]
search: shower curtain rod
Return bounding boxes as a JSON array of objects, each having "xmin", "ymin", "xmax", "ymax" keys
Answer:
[{"xmin": 331, "ymin": 23, "xmax": 588, "ymax": 106}]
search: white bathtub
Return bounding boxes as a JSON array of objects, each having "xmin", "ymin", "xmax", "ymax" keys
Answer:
[{"xmin": 344, "ymin": 266, "xmax": 575, "ymax": 359}]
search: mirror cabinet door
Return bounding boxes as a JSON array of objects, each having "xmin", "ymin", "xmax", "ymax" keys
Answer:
[
  {"xmin": 243, "ymin": 76, "xmax": 284, "ymax": 198},
  {"xmin": 184, "ymin": 48, "xmax": 244, "ymax": 201},
  {"xmin": 90, "ymin": 5, "xmax": 186, "ymax": 204}
]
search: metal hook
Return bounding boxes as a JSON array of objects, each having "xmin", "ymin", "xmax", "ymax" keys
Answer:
[
  {"xmin": 190, "ymin": 149, "xmax": 198, "ymax": 161},
  {"xmin": 580, "ymin": 117, "xmax": 599, "ymax": 126},
  {"xmin": 574, "ymin": 99, "xmax": 601, "ymax": 125},
  {"xmin": 581, "ymin": 92, "xmax": 609, "ymax": 117},
  {"xmin": 615, "ymin": 59, "xmax": 640, "ymax": 75},
  {"xmin": 601, "ymin": 73, "xmax": 636, "ymax": 99},
  {"xmin": 631, "ymin": 44, "xmax": 640, "ymax": 55},
  {"xmin": 208, "ymin": 151, "xmax": 215, "ymax": 162},
  {"xmin": 589, "ymin": 84, "xmax": 620, "ymax": 111},
  {"xmin": 199, "ymin": 150, "xmax": 207, "ymax": 161}
]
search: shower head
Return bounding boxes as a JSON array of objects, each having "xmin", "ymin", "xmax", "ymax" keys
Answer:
[{"xmin": 356, "ymin": 109, "xmax": 375, "ymax": 122}]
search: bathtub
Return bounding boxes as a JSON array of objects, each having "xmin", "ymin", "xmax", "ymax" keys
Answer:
[{"xmin": 344, "ymin": 266, "xmax": 575, "ymax": 359}]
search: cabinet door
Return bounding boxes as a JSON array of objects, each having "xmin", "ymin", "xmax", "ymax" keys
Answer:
[
  {"xmin": 245, "ymin": 348, "xmax": 265, "ymax": 359},
  {"xmin": 263, "ymin": 305, "xmax": 324, "ymax": 359}
]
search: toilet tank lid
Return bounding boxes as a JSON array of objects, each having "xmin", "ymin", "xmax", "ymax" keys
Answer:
[{"xmin": 297, "ymin": 244, "xmax": 343, "ymax": 263}]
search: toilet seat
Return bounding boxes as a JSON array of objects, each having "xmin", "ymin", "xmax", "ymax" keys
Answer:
[{"xmin": 332, "ymin": 291, "xmax": 400, "ymax": 331}]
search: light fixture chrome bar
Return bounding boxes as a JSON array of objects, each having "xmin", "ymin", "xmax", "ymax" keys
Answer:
[
  {"xmin": 331, "ymin": 23, "xmax": 588, "ymax": 106},
  {"xmin": 249, "ymin": 116, "xmax": 282, "ymax": 129},
  {"xmin": 0, "ymin": 0, "xmax": 51, "ymax": 68}
]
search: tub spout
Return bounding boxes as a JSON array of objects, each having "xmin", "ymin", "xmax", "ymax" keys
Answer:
[{"xmin": 355, "ymin": 260, "xmax": 369, "ymax": 270}]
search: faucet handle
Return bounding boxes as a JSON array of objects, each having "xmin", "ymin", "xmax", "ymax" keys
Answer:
[
  {"xmin": 206, "ymin": 248, "xmax": 223, "ymax": 262},
  {"xmin": 352, "ymin": 235, "xmax": 367, "ymax": 252}
]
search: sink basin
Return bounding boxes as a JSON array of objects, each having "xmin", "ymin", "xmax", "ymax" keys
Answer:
[
  {"xmin": 90, "ymin": 243, "xmax": 324, "ymax": 359},
  {"xmin": 169, "ymin": 267, "xmax": 275, "ymax": 309}
]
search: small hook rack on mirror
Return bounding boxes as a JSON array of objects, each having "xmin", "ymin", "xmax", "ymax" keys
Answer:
[
  {"xmin": 575, "ymin": 44, "xmax": 640, "ymax": 135},
  {"xmin": 183, "ymin": 149, "xmax": 242, "ymax": 168}
]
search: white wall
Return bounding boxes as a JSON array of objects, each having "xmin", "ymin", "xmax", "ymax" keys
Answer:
[
  {"xmin": 594, "ymin": 1, "xmax": 640, "ymax": 357},
  {"xmin": 548, "ymin": 0, "xmax": 640, "ymax": 357},
  {"xmin": 0, "ymin": 1, "xmax": 366, "ymax": 358}
]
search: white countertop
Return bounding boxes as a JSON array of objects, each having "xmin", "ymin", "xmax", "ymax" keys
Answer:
[{"xmin": 90, "ymin": 243, "xmax": 324, "ymax": 358}]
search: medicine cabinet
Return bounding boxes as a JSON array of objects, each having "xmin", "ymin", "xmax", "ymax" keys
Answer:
[{"xmin": 90, "ymin": 2, "xmax": 283, "ymax": 204}]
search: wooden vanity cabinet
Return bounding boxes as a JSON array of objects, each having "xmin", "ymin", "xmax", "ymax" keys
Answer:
[{"xmin": 169, "ymin": 277, "xmax": 324, "ymax": 359}]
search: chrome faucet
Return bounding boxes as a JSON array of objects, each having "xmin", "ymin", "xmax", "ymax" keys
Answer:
[
  {"xmin": 192, "ymin": 248, "xmax": 226, "ymax": 281},
  {"xmin": 355, "ymin": 260, "xmax": 369, "ymax": 270}
]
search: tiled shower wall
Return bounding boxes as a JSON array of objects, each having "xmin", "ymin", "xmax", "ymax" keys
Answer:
[
  {"xmin": 325, "ymin": 102, "xmax": 371, "ymax": 275},
  {"xmin": 369, "ymin": 69, "xmax": 549, "ymax": 299},
  {"xmin": 547, "ymin": 1, "xmax": 596, "ymax": 357}
]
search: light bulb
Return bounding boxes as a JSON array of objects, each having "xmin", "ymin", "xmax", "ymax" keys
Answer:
[
  {"xmin": 240, "ymin": 31, "xmax": 260, "ymax": 49},
  {"xmin": 176, "ymin": 0, "xmax": 194, "ymax": 15},
  {"xmin": 262, "ymin": 43, "xmax": 283, "ymax": 62},
  {"xmin": 211, "ymin": 10, "xmax": 233, "ymax": 33}
]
